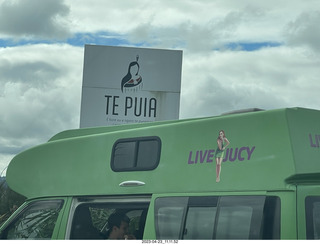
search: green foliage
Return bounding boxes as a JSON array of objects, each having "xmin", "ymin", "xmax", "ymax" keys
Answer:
[
  {"xmin": 90, "ymin": 207, "xmax": 113, "ymax": 231},
  {"xmin": 0, "ymin": 177, "xmax": 26, "ymax": 226},
  {"xmin": 6, "ymin": 208, "xmax": 60, "ymax": 239}
]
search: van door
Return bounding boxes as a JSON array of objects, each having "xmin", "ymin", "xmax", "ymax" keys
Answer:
[
  {"xmin": 66, "ymin": 195, "xmax": 151, "ymax": 240},
  {"xmin": 297, "ymin": 185, "xmax": 320, "ymax": 239},
  {"xmin": 145, "ymin": 193, "xmax": 282, "ymax": 240}
]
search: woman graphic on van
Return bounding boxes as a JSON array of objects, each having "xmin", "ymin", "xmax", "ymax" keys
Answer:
[{"xmin": 215, "ymin": 130, "xmax": 230, "ymax": 183}]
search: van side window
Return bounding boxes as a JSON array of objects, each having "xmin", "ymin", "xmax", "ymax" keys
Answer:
[
  {"xmin": 155, "ymin": 196, "xmax": 280, "ymax": 240},
  {"xmin": 70, "ymin": 200, "xmax": 150, "ymax": 239},
  {"xmin": 111, "ymin": 136, "xmax": 161, "ymax": 172},
  {"xmin": 184, "ymin": 197, "xmax": 218, "ymax": 239},
  {"xmin": 215, "ymin": 196, "xmax": 265, "ymax": 239},
  {"xmin": 155, "ymin": 197, "xmax": 188, "ymax": 239},
  {"xmin": 305, "ymin": 196, "xmax": 320, "ymax": 239},
  {"xmin": 0, "ymin": 200, "xmax": 64, "ymax": 240}
]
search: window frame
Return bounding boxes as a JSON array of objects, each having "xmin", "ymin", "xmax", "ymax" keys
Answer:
[{"xmin": 111, "ymin": 136, "xmax": 161, "ymax": 172}]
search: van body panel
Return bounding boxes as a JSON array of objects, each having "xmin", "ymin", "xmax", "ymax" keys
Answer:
[
  {"xmin": 2, "ymin": 107, "xmax": 320, "ymax": 239},
  {"xmin": 55, "ymin": 197, "xmax": 73, "ymax": 239},
  {"xmin": 286, "ymin": 108, "xmax": 320, "ymax": 174},
  {"xmin": 7, "ymin": 107, "xmax": 320, "ymax": 199},
  {"xmin": 276, "ymin": 190, "xmax": 297, "ymax": 239}
]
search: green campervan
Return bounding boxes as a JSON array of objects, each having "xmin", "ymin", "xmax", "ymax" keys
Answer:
[{"xmin": 1, "ymin": 107, "xmax": 320, "ymax": 239}]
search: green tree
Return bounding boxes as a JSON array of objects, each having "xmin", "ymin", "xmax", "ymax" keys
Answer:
[{"xmin": 0, "ymin": 177, "xmax": 26, "ymax": 226}]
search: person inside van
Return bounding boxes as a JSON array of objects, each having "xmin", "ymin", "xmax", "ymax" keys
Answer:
[{"xmin": 106, "ymin": 212, "xmax": 135, "ymax": 240}]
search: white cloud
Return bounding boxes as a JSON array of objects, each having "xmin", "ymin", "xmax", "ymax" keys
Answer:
[
  {"xmin": 285, "ymin": 11, "xmax": 320, "ymax": 52},
  {"xmin": 65, "ymin": 0, "xmax": 320, "ymax": 46},
  {"xmin": 180, "ymin": 45, "xmax": 320, "ymax": 118},
  {"xmin": 0, "ymin": 0, "xmax": 71, "ymax": 39},
  {"xmin": 0, "ymin": 44, "xmax": 83, "ymax": 171}
]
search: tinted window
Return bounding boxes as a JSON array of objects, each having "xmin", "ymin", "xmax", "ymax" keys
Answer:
[
  {"xmin": 111, "ymin": 136, "xmax": 161, "ymax": 172},
  {"xmin": 0, "ymin": 200, "xmax": 63, "ymax": 240},
  {"xmin": 306, "ymin": 196, "xmax": 320, "ymax": 239},
  {"xmin": 185, "ymin": 206, "xmax": 217, "ymax": 239},
  {"xmin": 70, "ymin": 199, "xmax": 150, "ymax": 239},
  {"xmin": 215, "ymin": 196, "xmax": 265, "ymax": 239},
  {"xmin": 137, "ymin": 140, "xmax": 159, "ymax": 168},
  {"xmin": 155, "ymin": 197, "xmax": 188, "ymax": 239},
  {"xmin": 262, "ymin": 196, "xmax": 280, "ymax": 239},
  {"xmin": 155, "ymin": 196, "xmax": 280, "ymax": 240},
  {"xmin": 113, "ymin": 141, "xmax": 136, "ymax": 169},
  {"xmin": 184, "ymin": 196, "xmax": 218, "ymax": 239}
]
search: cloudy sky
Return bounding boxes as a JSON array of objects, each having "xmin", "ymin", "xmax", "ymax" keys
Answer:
[{"xmin": 1, "ymin": 0, "xmax": 320, "ymax": 174}]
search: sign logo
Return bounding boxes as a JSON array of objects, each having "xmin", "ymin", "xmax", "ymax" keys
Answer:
[{"xmin": 121, "ymin": 55, "xmax": 143, "ymax": 92}]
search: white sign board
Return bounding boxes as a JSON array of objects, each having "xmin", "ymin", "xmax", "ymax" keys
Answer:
[{"xmin": 80, "ymin": 45, "xmax": 182, "ymax": 127}]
